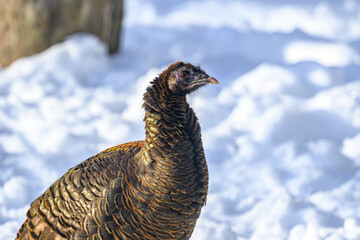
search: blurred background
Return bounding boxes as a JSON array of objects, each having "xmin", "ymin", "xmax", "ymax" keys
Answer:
[{"xmin": 0, "ymin": 0, "xmax": 360, "ymax": 239}]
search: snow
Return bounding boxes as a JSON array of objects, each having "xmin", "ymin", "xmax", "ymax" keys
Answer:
[
  {"xmin": 284, "ymin": 41, "xmax": 360, "ymax": 67},
  {"xmin": 1, "ymin": 0, "xmax": 360, "ymax": 239}
]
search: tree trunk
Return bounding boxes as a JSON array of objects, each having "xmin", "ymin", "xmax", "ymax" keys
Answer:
[{"xmin": 0, "ymin": 0, "xmax": 123, "ymax": 67}]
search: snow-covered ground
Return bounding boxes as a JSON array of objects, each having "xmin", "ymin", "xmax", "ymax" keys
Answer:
[{"xmin": 1, "ymin": 0, "xmax": 360, "ymax": 239}]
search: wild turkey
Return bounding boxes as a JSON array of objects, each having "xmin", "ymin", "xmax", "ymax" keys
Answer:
[{"xmin": 16, "ymin": 61, "xmax": 218, "ymax": 240}]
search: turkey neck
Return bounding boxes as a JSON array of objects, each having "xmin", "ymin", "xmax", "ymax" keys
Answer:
[{"xmin": 140, "ymin": 77, "xmax": 198, "ymax": 185}]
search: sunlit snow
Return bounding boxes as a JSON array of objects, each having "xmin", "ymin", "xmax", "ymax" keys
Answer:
[{"xmin": 1, "ymin": 0, "xmax": 360, "ymax": 239}]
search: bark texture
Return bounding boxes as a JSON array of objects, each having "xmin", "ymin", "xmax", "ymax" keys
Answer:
[{"xmin": 0, "ymin": 0, "xmax": 123, "ymax": 67}]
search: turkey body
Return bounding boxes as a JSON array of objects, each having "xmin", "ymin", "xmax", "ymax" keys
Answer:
[{"xmin": 16, "ymin": 62, "xmax": 217, "ymax": 240}]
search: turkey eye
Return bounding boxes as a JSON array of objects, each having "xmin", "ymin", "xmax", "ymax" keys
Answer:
[{"xmin": 180, "ymin": 71, "xmax": 189, "ymax": 80}]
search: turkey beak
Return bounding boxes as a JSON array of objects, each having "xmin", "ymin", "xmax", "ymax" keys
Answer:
[
  {"xmin": 191, "ymin": 75, "xmax": 219, "ymax": 88},
  {"xmin": 207, "ymin": 77, "xmax": 219, "ymax": 85}
]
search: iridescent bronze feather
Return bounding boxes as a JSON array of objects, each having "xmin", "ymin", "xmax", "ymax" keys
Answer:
[{"xmin": 16, "ymin": 61, "xmax": 218, "ymax": 240}]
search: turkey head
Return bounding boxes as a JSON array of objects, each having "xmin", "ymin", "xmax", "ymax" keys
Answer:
[{"xmin": 166, "ymin": 62, "xmax": 219, "ymax": 95}]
